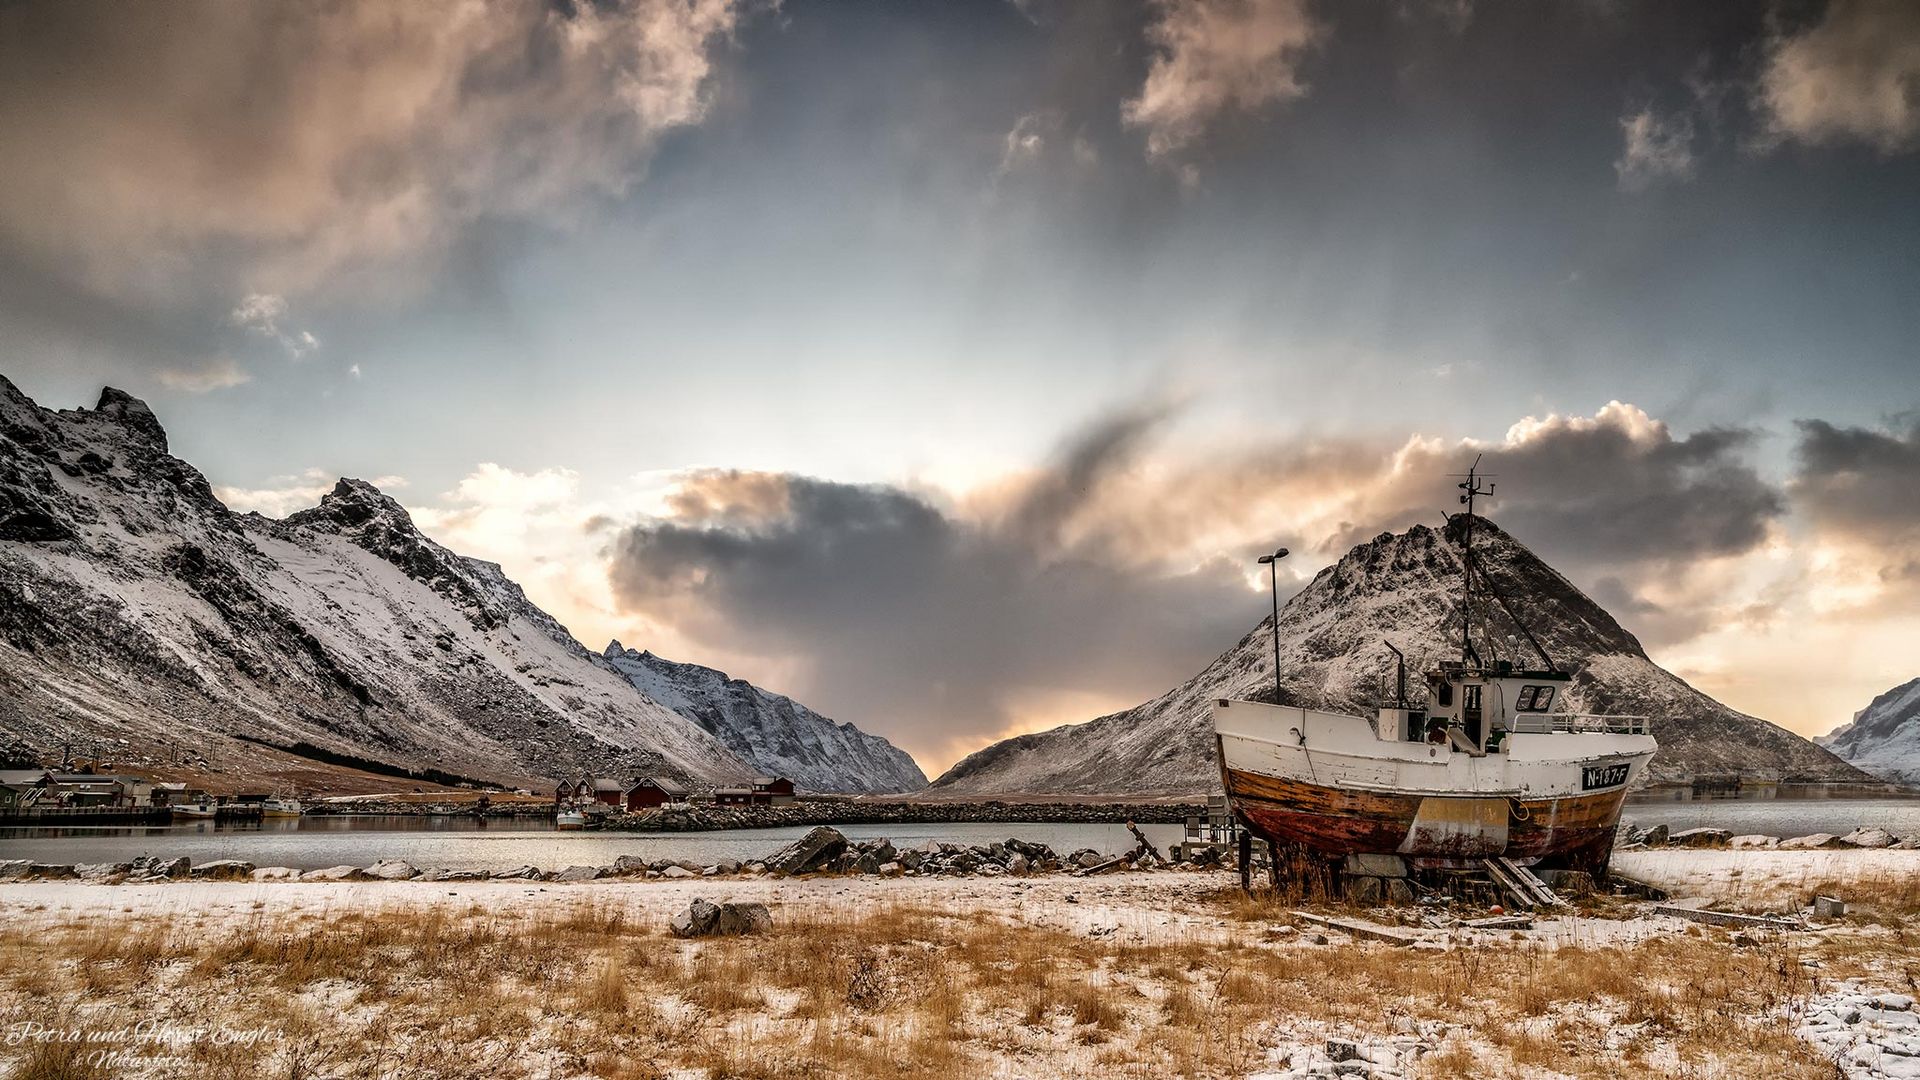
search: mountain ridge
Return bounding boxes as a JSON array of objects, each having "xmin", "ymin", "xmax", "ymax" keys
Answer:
[
  {"xmin": 601, "ymin": 642, "xmax": 928, "ymax": 794},
  {"xmin": 0, "ymin": 376, "xmax": 756, "ymax": 790},
  {"xmin": 1817, "ymin": 677, "xmax": 1920, "ymax": 784}
]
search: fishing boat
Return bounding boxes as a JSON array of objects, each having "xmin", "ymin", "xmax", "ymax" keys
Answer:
[
  {"xmin": 555, "ymin": 809, "xmax": 586, "ymax": 831},
  {"xmin": 1214, "ymin": 465, "xmax": 1657, "ymax": 879},
  {"xmin": 261, "ymin": 796, "xmax": 303, "ymax": 818},
  {"xmin": 170, "ymin": 798, "xmax": 217, "ymax": 821}
]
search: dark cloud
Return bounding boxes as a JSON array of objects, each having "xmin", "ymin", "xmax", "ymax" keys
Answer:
[
  {"xmin": 606, "ymin": 400, "xmax": 1795, "ymax": 761},
  {"xmin": 1792, "ymin": 416, "xmax": 1920, "ymax": 588},
  {"xmin": 607, "ymin": 416, "xmax": 1270, "ymax": 765},
  {"xmin": 1327, "ymin": 404, "xmax": 1785, "ymax": 573}
]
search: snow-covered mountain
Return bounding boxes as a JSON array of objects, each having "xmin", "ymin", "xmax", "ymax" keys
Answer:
[
  {"xmin": 0, "ymin": 376, "xmax": 755, "ymax": 790},
  {"xmin": 1818, "ymin": 678, "xmax": 1920, "ymax": 784},
  {"xmin": 601, "ymin": 643, "xmax": 928, "ymax": 794},
  {"xmin": 930, "ymin": 516, "xmax": 1870, "ymax": 796}
]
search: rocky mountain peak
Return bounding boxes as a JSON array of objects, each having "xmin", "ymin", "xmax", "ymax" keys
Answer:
[
  {"xmin": 295, "ymin": 478, "xmax": 419, "ymax": 531},
  {"xmin": 286, "ymin": 478, "xmax": 502, "ymax": 630},
  {"xmin": 92, "ymin": 387, "xmax": 168, "ymax": 452}
]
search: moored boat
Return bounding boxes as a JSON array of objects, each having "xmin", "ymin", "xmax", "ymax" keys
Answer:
[
  {"xmin": 170, "ymin": 799, "xmax": 217, "ymax": 821},
  {"xmin": 1215, "ymin": 465, "xmax": 1657, "ymax": 879},
  {"xmin": 555, "ymin": 809, "xmax": 586, "ymax": 830},
  {"xmin": 261, "ymin": 796, "xmax": 303, "ymax": 818}
]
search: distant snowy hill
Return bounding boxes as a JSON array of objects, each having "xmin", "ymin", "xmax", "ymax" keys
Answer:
[
  {"xmin": 602, "ymin": 643, "xmax": 927, "ymax": 794},
  {"xmin": 931, "ymin": 516, "xmax": 1870, "ymax": 796},
  {"xmin": 0, "ymin": 375, "xmax": 755, "ymax": 790},
  {"xmin": 1818, "ymin": 678, "xmax": 1920, "ymax": 784}
]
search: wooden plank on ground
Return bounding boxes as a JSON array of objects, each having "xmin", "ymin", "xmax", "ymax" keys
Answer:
[
  {"xmin": 1463, "ymin": 915, "xmax": 1534, "ymax": 930},
  {"xmin": 1293, "ymin": 911, "xmax": 1429, "ymax": 947},
  {"xmin": 1651, "ymin": 905, "xmax": 1801, "ymax": 931}
]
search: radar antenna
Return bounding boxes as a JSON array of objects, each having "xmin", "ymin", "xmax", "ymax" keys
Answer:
[{"xmin": 1452, "ymin": 456, "xmax": 1494, "ymax": 667}]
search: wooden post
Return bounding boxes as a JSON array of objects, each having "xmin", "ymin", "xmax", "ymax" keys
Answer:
[{"xmin": 1238, "ymin": 830, "xmax": 1253, "ymax": 892}]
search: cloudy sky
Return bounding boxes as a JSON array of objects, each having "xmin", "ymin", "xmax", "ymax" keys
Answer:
[{"xmin": 3, "ymin": 0, "xmax": 1918, "ymax": 774}]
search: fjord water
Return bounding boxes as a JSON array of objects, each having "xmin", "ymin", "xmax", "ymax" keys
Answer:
[
  {"xmin": 1621, "ymin": 788, "xmax": 1920, "ymax": 839},
  {"xmin": 0, "ymin": 819, "xmax": 1193, "ymax": 872},
  {"xmin": 3, "ymin": 790, "xmax": 1913, "ymax": 871}
]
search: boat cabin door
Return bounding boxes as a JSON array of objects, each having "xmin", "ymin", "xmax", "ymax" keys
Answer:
[{"xmin": 1462, "ymin": 684, "xmax": 1484, "ymax": 747}]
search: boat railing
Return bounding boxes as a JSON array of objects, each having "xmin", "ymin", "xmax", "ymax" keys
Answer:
[{"xmin": 1509, "ymin": 712, "xmax": 1652, "ymax": 735}]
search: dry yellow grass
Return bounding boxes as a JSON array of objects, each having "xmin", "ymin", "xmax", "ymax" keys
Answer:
[{"xmin": 0, "ymin": 893, "xmax": 1867, "ymax": 1079}]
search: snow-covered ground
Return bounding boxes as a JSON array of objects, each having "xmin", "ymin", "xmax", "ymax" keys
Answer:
[
  {"xmin": 1, "ymin": 854, "xmax": 1908, "ymax": 1078},
  {"xmin": 1618, "ymin": 848, "xmax": 1920, "ymax": 908}
]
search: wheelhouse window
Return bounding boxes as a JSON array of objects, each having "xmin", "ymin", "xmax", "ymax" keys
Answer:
[{"xmin": 1516, "ymin": 685, "xmax": 1554, "ymax": 712}]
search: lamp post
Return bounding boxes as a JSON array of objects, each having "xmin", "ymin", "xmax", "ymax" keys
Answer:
[{"xmin": 1256, "ymin": 547, "xmax": 1290, "ymax": 704}]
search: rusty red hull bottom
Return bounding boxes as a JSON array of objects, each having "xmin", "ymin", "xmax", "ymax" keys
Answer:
[{"xmin": 1225, "ymin": 767, "xmax": 1627, "ymax": 868}]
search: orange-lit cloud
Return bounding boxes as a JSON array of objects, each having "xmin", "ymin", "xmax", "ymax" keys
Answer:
[{"xmin": 0, "ymin": 0, "xmax": 757, "ymax": 306}]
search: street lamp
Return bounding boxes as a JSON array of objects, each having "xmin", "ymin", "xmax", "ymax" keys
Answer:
[{"xmin": 1256, "ymin": 547, "xmax": 1290, "ymax": 704}]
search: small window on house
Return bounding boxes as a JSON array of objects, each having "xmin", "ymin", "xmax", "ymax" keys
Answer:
[
  {"xmin": 1533, "ymin": 685, "xmax": 1555, "ymax": 711},
  {"xmin": 1516, "ymin": 686, "xmax": 1538, "ymax": 711},
  {"xmin": 1437, "ymin": 682, "xmax": 1453, "ymax": 707}
]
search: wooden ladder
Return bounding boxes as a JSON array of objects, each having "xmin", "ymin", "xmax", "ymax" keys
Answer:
[{"xmin": 1482, "ymin": 856, "xmax": 1566, "ymax": 909}]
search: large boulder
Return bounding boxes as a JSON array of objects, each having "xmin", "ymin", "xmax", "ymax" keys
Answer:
[
  {"xmin": 301, "ymin": 865, "xmax": 370, "ymax": 882},
  {"xmin": 415, "ymin": 868, "xmax": 489, "ymax": 882},
  {"xmin": 1729, "ymin": 835, "xmax": 1779, "ymax": 849},
  {"xmin": 670, "ymin": 898, "xmax": 721, "ymax": 938},
  {"xmin": 852, "ymin": 841, "xmax": 897, "ymax": 875},
  {"xmin": 491, "ymin": 865, "xmax": 542, "ymax": 879},
  {"xmin": 671, "ymin": 897, "xmax": 772, "ymax": 937},
  {"xmin": 364, "ymin": 859, "xmax": 420, "ymax": 880},
  {"xmin": 1779, "ymin": 833, "xmax": 1847, "ymax": 850},
  {"xmin": 1669, "ymin": 828, "xmax": 1731, "ymax": 848},
  {"xmin": 611, "ymin": 855, "xmax": 651, "ymax": 876},
  {"xmin": 552, "ymin": 865, "xmax": 603, "ymax": 882},
  {"xmin": 713, "ymin": 902, "xmax": 773, "ymax": 935},
  {"xmin": 764, "ymin": 826, "xmax": 848, "ymax": 875},
  {"xmin": 131, "ymin": 856, "xmax": 190, "ymax": 879},
  {"xmin": 1840, "ymin": 828, "xmax": 1898, "ymax": 849},
  {"xmin": 251, "ymin": 867, "xmax": 301, "ymax": 881},
  {"xmin": 0, "ymin": 859, "xmax": 34, "ymax": 881},
  {"xmin": 189, "ymin": 860, "xmax": 256, "ymax": 880}
]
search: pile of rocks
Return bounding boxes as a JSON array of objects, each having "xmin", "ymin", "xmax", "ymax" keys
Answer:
[
  {"xmin": 1619, "ymin": 824, "xmax": 1920, "ymax": 851},
  {"xmin": 1792, "ymin": 983, "xmax": 1920, "ymax": 1079},
  {"xmin": 0, "ymin": 856, "xmax": 209, "ymax": 883},
  {"xmin": 755, "ymin": 826, "xmax": 1190, "ymax": 877}
]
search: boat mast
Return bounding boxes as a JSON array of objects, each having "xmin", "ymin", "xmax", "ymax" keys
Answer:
[{"xmin": 1456, "ymin": 457, "xmax": 1493, "ymax": 668}]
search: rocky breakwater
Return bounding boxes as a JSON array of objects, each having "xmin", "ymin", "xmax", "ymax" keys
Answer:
[
  {"xmin": 1619, "ymin": 823, "xmax": 1920, "ymax": 850},
  {"xmin": 0, "ymin": 826, "xmax": 1210, "ymax": 886},
  {"xmin": 603, "ymin": 799, "xmax": 1204, "ymax": 833}
]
